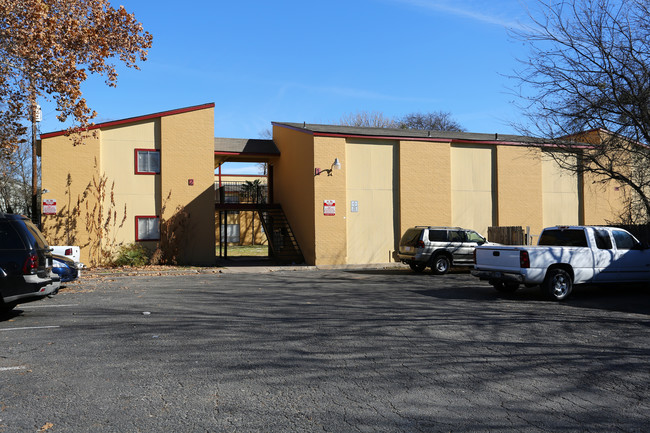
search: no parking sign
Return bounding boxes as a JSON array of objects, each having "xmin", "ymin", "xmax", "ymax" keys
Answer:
[
  {"xmin": 323, "ymin": 200, "xmax": 335, "ymax": 216},
  {"xmin": 43, "ymin": 199, "xmax": 56, "ymax": 215}
]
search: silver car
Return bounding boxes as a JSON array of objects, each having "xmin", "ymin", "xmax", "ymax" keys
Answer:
[{"xmin": 398, "ymin": 226, "xmax": 488, "ymax": 274}]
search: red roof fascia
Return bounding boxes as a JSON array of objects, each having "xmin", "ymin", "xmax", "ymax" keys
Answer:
[
  {"xmin": 313, "ymin": 131, "xmax": 546, "ymax": 147},
  {"xmin": 40, "ymin": 102, "xmax": 215, "ymax": 139},
  {"xmin": 214, "ymin": 151, "xmax": 279, "ymax": 157}
]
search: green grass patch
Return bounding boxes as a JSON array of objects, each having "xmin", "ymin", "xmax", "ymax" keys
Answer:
[{"xmin": 217, "ymin": 245, "xmax": 269, "ymax": 257}]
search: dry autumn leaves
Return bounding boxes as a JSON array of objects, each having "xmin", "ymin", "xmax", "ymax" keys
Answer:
[{"xmin": 0, "ymin": 0, "xmax": 153, "ymax": 151}]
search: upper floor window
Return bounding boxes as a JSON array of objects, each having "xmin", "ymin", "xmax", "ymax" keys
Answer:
[{"xmin": 135, "ymin": 149, "xmax": 160, "ymax": 174}]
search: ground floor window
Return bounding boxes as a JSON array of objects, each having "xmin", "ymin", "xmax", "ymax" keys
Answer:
[
  {"xmin": 136, "ymin": 216, "xmax": 160, "ymax": 241},
  {"xmin": 220, "ymin": 224, "xmax": 240, "ymax": 243}
]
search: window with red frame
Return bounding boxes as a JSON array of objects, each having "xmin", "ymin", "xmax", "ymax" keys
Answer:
[
  {"xmin": 136, "ymin": 216, "xmax": 160, "ymax": 241},
  {"xmin": 135, "ymin": 149, "xmax": 160, "ymax": 174}
]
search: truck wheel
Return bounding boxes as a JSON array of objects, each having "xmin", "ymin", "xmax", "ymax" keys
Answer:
[
  {"xmin": 492, "ymin": 282, "xmax": 519, "ymax": 293},
  {"xmin": 431, "ymin": 255, "xmax": 450, "ymax": 275},
  {"xmin": 409, "ymin": 262, "xmax": 426, "ymax": 273},
  {"xmin": 543, "ymin": 269, "xmax": 573, "ymax": 301}
]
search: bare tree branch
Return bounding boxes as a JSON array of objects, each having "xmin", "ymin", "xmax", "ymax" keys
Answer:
[{"xmin": 510, "ymin": 0, "xmax": 650, "ymax": 221}]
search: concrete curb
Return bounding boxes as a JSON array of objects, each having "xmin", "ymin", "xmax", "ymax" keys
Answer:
[{"xmin": 82, "ymin": 262, "xmax": 409, "ymax": 278}]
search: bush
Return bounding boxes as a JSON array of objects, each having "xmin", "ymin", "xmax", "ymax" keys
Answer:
[{"xmin": 112, "ymin": 243, "xmax": 150, "ymax": 267}]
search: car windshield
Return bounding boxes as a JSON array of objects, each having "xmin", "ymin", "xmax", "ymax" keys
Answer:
[{"xmin": 466, "ymin": 231, "xmax": 485, "ymax": 243}]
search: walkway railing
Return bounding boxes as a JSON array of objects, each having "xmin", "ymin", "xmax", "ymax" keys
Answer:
[{"xmin": 215, "ymin": 181, "xmax": 268, "ymax": 204}]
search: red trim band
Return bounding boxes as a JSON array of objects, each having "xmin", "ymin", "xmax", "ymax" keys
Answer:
[{"xmin": 41, "ymin": 103, "xmax": 215, "ymax": 139}]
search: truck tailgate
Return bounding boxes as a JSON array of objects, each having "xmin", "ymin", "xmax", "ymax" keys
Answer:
[{"xmin": 474, "ymin": 246, "xmax": 523, "ymax": 271}]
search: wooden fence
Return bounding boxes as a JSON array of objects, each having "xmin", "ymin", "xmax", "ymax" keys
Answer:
[{"xmin": 487, "ymin": 226, "xmax": 526, "ymax": 245}]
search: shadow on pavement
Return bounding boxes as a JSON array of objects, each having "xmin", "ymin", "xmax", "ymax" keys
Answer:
[
  {"xmin": 345, "ymin": 266, "xmax": 472, "ymax": 276},
  {"xmin": 413, "ymin": 281, "xmax": 650, "ymax": 316},
  {"xmin": 215, "ymin": 256, "xmax": 286, "ymax": 267},
  {"xmin": 0, "ymin": 308, "xmax": 23, "ymax": 322}
]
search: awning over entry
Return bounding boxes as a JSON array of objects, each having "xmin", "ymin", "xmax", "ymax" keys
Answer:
[{"xmin": 214, "ymin": 138, "xmax": 280, "ymax": 167}]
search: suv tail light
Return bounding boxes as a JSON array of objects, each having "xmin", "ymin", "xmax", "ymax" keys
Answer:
[
  {"xmin": 416, "ymin": 240, "xmax": 425, "ymax": 248},
  {"xmin": 23, "ymin": 252, "xmax": 38, "ymax": 275},
  {"xmin": 520, "ymin": 250, "xmax": 530, "ymax": 269},
  {"xmin": 64, "ymin": 248, "xmax": 73, "ymax": 256}
]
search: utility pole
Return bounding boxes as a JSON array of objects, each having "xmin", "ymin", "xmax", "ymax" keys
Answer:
[{"xmin": 30, "ymin": 101, "xmax": 41, "ymax": 226}]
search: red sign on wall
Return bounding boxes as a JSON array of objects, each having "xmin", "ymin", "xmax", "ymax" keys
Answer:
[
  {"xmin": 324, "ymin": 200, "xmax": 335, "ymax": 216},
  {"xmin": 43, "ymin": 199, "xmax": 56, "ymax": 215}
]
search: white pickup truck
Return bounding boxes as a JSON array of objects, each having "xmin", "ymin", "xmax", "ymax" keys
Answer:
[{"xmin": 472, "ymin": 226, "xmax": 650, "ymax": 300}]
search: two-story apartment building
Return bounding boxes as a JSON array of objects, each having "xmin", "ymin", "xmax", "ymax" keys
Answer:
[{"xmin": 38, "ymin": 103, "xmax": 625, "ymax": 266}]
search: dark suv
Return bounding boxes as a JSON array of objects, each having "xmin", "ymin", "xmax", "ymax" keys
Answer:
[
  {"xmin": 398, "ymin": 226, "xmax": 489, "ymax": 274},
  {"xmin": 0, "ymin": 213, "xmax": 55, "ymax": 312}
]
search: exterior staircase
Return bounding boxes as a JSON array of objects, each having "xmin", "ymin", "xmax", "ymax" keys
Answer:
[{"xmin": 258, "ymin": 205, "xmax": 304, "ymax": 264}]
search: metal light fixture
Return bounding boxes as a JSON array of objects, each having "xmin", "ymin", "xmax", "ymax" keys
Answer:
[{"xmin": 315, "ymin": 158, "xmax": 342, "ymax": 176}]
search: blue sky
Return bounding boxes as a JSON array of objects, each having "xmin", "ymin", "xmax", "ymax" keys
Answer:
[{"xmin": 37, "ymin": 0, "xmax": 536, "ymax": 174}]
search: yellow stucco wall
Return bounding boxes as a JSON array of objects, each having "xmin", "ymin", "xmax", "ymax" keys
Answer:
[
  {"xmin": 101, "ymin": 120, "xmax": 160, "ymax": 250},
  {"xmin": 160, "ymin": 107, "xmax": 215, "ymax": 265},
  {"xmin": 238, "ymin": 210, "xmax": 267, "ymax": 245},
  {"xmin": 215, "ymin": 210, "xmax": 267, "ymax": 246},
  {"xmin": 582, "ymin": 172, "xmax": 625, "ymax": 224},
  {"xmin": 271, "ymin": 125, "xmax": 317, "ymax": 264},
  {"xmin": 41, "ymin": 105, "xmax": 216, "ymax": 266},
  {"xmin": 495, "ymin": 145, "xmax": 544, "ymax": 236},
  {"xmin": 345, "ymin": 139, "xmax": 396, "ymax": 264},
  {"xmin": 312, "ymin": 136, "xmax": 348, "ymax": 265},
  {"xmin": 41, "ymin": 132, "xmax": 102, "ymax": 264},
  {"xmin": 451, "ymin": 145, "xmax": 494, "ymax": 235},
  {"xmin": 398, "ymin": 140, "xmax": 452, "ymax": 234},
  {"xmin": 541, "ymin": 153, "xmax": 580, "ymax": 227}
]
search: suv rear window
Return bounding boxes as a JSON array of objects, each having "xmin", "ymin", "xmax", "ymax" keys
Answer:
[
  {"xmin": 0, "ymin": 221, "xmax": 26, "ymax": 249},
  {"xmin": 429, "ymin": 230, "xmax": 448, "ymax": 242},
  {"xmin": 538, "ymin": 229, "xmax": 588, "ymax": 247},
  {"xmin": 448, "ymin": 231, "xmax": 465, "ymax": 242},
  {"xmin": 400, "ymin": 228, "xmax": 423, "ymax": 246}
]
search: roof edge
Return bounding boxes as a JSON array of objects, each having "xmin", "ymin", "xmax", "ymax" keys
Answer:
[{"xmin": 40, "ymin": 102, "xmax": 216, "ymax": 139}]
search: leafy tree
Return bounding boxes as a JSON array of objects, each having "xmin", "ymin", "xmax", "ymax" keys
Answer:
[
  {"xmin": 0, "ymin": 0, "xmax": 152, "ymax": 218},
  {"xmin": 511, "ymin": 0, "xmax": 650, "ymax": 221}
]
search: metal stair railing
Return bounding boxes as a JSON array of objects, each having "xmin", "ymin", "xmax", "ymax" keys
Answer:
[{"xmin": 258, "ymin": 206, "xmax": 304, "ymax": 264}]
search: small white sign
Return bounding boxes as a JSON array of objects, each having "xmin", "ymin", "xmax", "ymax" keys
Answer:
[
  {"xmin": 351, "ymin": 200, "xmax": 359, "ymax": 212},
  {"xmin": 43, "ymin": 199, "xmax": 56, "ymax": 215},
  {"xmin": 324, "ymin": 200, "xmax": 336, "ymax": 216}
]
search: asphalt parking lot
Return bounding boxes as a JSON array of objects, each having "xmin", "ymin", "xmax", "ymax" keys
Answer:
[{"xmin": 1, "ymin": 267, "xmax": 650, "ymax": 432}]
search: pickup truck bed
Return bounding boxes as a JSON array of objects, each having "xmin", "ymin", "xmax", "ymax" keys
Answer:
[{"xmin": 472, "ymin": 226, "xmax": 650, "ymax": 300}]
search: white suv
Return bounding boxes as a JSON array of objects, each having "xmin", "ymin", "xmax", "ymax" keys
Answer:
[{"xmin": 398, "ymin": 226, "xmax": 488, "ymax": 274}]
